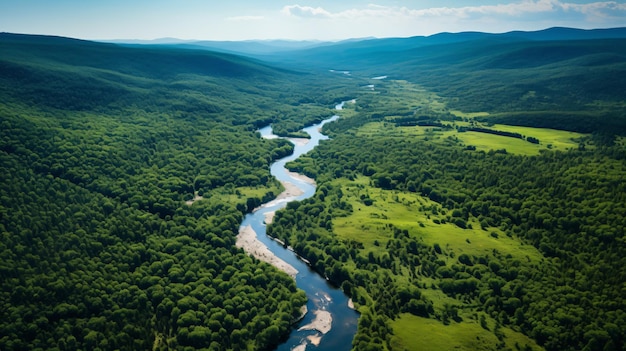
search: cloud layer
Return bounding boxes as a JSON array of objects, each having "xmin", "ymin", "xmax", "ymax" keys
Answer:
[
  {"xmin": 280, "ymin": 1, "xmax": 626, "ymax": 22},
  {"xmin": 2, "ymin": 0, "xmax": 624, "ymax": 41}
]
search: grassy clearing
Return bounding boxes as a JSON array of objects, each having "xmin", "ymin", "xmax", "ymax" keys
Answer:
[
  {"xmin": 198, "ymin": 183, "xmax": 283, "ymax": 208},
  {"xmin": 356, "ymin": 122, "xmax": 453, "ymax": 141},
  {"xmin": 333, "ymin": 176, "xmax": 542, "ymax": 264},
  {"xmin": 455, "ymin": 123, "xmax": 584, "ymax": 154},
  {"xmin": 354, "ymin": 79, "xmax": 588, "ymax": 155},
  {"xmin": 456, "ymin": 131, "xmax": 542, "ymax": 155},
  {"xmin": 336, "ymin": 100, "xmax": 359, "ymax": 118},
  {"xmin": 332, "ymin": 176, "xmax": 434, "ymax": 255},
  {"xmin": 387, "ymin": 80, "xmax": 448, "ymax": 113},
  {"xmin": 331, "ymin": 176, "xmax": 545, "ymax": 350},
  {"xmin": 414, "ymin": 217, "xmax": 543, "ymax": 264},
  {"xmin": 489, "ymin": 124, "xmax": 584, "ymax": 150},
  {"xmin": 356, "ymin": 121, "xmax": 583, "ymax": 156},
  {"xmin": 390, "ymin": 314, "xmax": 543, "ymax": 351}
]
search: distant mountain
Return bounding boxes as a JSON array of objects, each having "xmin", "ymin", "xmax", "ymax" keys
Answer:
[
  {"xmin": 104, "ymin": 38, "xmax": 330, "ymax": 56},
  {"xmin": 178, "ymin": 39, "xmax": 327, "ymax": 54},
  {"xmin": 4, "ymin": 28, "xmax": 624, "ymax": 133},
  {"xmin": 104, "ymin": 27, "xmax": 626, "ymax": 57},
  {"xmin": 227, "ymin": 27, "xmax": 626, "ymax": 134},
  {"xmin": 104, "ymin": 37, "xmax": 192, "ymax": 44},
  {"xmin": 0, "ymin": 32, "xmax": 290, "ymax": 81},
  {"xmin": 0, "ymin": 32, "xmax": 312, "ymax": 114},
  {"xmin": 502, "ymin": 26, "xmax": 626, "ymax": 41},
  {"xmin": 258, "ymin": 27, "xmax": 626, "ymax": 67}
]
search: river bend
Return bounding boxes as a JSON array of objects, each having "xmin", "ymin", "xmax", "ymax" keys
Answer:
[{"xmin": 239, "ymin": 101, "xmax": 358, "ymax": 351}]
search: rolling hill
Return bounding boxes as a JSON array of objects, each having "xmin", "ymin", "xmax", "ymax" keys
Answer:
[
  {"xmin": 256, "ymin": 27, "xmax": 626, "ymax": 134},
  {"xmin": 1, "ymin": 28, "xmax": 625, "ymax": 351}
]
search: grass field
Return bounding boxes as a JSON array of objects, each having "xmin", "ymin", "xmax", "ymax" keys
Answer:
[
  {"xmin": 330, "ymin": 79, "xmax": 580, "ymax": 350},
  {"xmin": 356, "ymin": 121, "xmax": 584, "ymax": 156},
  {"xmin": 450, "ymin": 110, "xmax": 490, "ymax": 118},
  {"xmin": 333, "ymin": 177, "xmax": 543, "ymax": 264},
  {"xmin": 488, "ymin": 124, "xmax": 584, "ymax": 150},
  {"xmin": 352, "ymin": 79, "xmax": 588, "ymax": 156},
  {"xmin": 390, "ymin": 313, "xmax": 543, "ymax": 351},
  {"xmin": 330, "ymin": 176, "xmax": 546, "ymax": 350}
]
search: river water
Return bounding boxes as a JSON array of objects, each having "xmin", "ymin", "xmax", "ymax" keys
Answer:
[{"xmin": 239, "ymin": 101, "xmax": 358, "ymax": 351}]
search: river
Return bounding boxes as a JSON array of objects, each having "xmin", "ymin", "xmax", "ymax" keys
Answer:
[{"xmin": 239, "ymin": 101, "xmax": 358, "ymax": 351}]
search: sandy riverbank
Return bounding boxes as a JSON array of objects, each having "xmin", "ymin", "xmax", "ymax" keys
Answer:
[
  {"xmin": 260, "ymin": 172, "xmax": 315, "ymax": 210},
  {"xmin": 260, "ymin": 180, "xmax": 303, "ymax": 209},
  {"xmin": 264, "ymin": 211, "xmax": 276, "ymax": 225},
  {"xmin": 298, "ymin": 310, "xmax": 332, "ymax": 334},
  {"xmin": 285, "ymin": 170, "xmax": 316, "ymax": 185},
  {"xmin": 236, "ymin": 225, "xmax": 298, "ymax": 279},
  {"xmin": 289, "ymin": 137, "xmax": 311, "ymax": 146},
  {"xmin": 307, "ymin": 334, "xmax": 322, "ymax": 346},
  {"xmin": 292, "ymin": 342, "xmax": 307, "ymax": 351}
]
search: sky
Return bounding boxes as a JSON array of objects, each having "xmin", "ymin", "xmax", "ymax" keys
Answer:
[{"xmin": 1, "ymin": 0, "xmax": 625, "ymax": 41}]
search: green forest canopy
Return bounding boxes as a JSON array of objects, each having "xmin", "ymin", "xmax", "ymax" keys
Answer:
[
  {"xmin": 0, "ymin": 33, "xmax": 352, "ymax": 350},
  {"xmin": 1, "ymin": 30, "xmax": 626, "ymax": 351},
  {"xmin": 268, "ymin": 76, "xmax": 626, "ymax": 351}
]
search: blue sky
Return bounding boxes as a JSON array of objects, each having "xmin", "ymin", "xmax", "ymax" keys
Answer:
[{"xmin": 1, "ymin": 0, "xmax": 625, "ymax": 40}]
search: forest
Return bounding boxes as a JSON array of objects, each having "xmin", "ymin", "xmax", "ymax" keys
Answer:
[
  {"xmin": 0, "ymin": 33, "xmax": 353, "ymax": 350},
  {"xmin": 2, "ymin": 29, "xmax": 626, "ymax": 351},
  {"xmin": 267, "ymin": 75, "xmax": 626, "ymax": 350}
]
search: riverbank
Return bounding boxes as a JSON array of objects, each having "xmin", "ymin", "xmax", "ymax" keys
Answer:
[
  {"xmin": 289, "ymin": 137, "xmax": 310, "ymax": 146},
  {"xmin": 298, "ymin": 310, "xmax": 332, "ymax": 334},
  {"xmin": 261, "ymin": 172, "xmax": 316, "ymax": 212},
  {"xmin": 235, "ymin": 225, "xmax": 298, "ymax": 279},
  {"xmin": 285, "ymin": 170, "xmax": 316, "ymax": 185},
  {"xmin": 241, "ymin": 103, "xmax": 358, "ymax": 351},
  {"xmin": 265, "ymin": 180, "xmax": 315, "ymax": 224},
  {"xmin": 292, "ymin": 309, "xmax": 333, "ymax": 350}
]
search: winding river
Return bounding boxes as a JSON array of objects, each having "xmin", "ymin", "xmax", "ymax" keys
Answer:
[{"xmin": 239, "ymin": 101, "xmax": 359, "ymax": 351}]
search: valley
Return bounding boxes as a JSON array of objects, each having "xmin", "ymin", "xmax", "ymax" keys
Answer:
[{"xmin": 1, "ymin": 28, "xmax": 626, "ymax": 351}]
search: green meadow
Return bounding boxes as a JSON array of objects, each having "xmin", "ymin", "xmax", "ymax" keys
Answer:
[
  {"xmin": 390, "ymin": 313, "xmax": 542, "ymax": 351},
  {"xmin": 330, "ymin": 176, "xmax": 545, "ymax": 350},
  {"xmin": 347, "ymin": 79, "xmax": 585, "ymax": 156}
]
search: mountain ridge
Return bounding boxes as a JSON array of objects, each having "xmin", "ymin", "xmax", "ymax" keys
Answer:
[{"xmin": 92, "ymin": 27, "xmax": 626, "ymax": 57}]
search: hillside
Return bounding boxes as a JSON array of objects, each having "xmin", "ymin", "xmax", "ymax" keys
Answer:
[
  {"xmin": 1, "ymin": 29, "xmax": 626, "ymax": 351},
  {"xmin": 0, "ymin": 33, "xmax": 352, "ymax": 351},
  {"xmin": 262, "ymin": 27, "xmax": 626, "ymax": 135},
  {"xmin": 268, "ymin": 69, "xmax": 626, "ymax": 351},
  {"xmin": 259, "ymin": 29, "xmax": 626, "ymax": 351}
]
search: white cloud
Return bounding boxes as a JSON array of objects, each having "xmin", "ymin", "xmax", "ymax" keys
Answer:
[
  {"xmin": 268, "ymin": 0, "xmax": 626, "ymax": 39},
  {"xmin": 281, "ymin": 5, "xmax": 332, "ymax": 18},
  {"xmin": 564, "ymin": 1, "xmax": 626, "ymax": 20},
  {"xmin": 280, "ymin": 1, "xmax": 626, "ymax": 21}
]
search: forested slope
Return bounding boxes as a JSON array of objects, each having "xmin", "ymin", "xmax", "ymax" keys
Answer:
[
  {"xmin": 267, "ymin": 77, "xmax": 626, "ymax": 351},
  {"xmin": 2, "ymin": 29, "xmax": 626, "ymax": 351},
  {"xmin": 0, "ymin": 33, "xmax": 353, "ymax": 350},
  {"xmin": 394, "ymin": 38, "xmax": 626, "ymax": 134},
  {"xmin": 265, "ymin": 28, "xmax": 626, "ymax": 136}
]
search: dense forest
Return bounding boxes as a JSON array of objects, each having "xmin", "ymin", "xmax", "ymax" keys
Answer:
[
  {"xmin": 2, "ymin": 29, "xmax": 626, "ymax": 351},
  {"xmin": 0, "ymin": 33, "xmax": 353, "ymax": 350}
]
